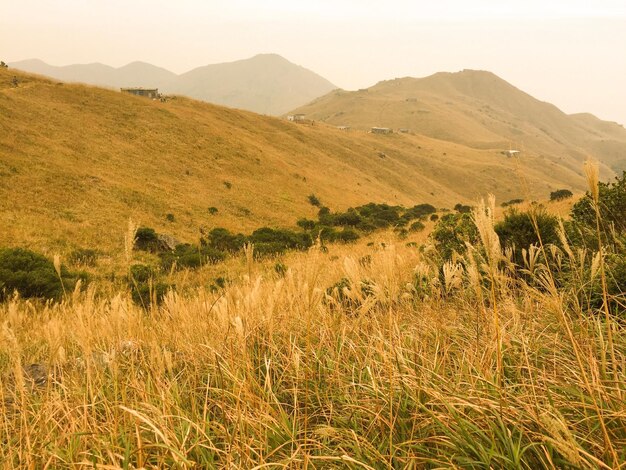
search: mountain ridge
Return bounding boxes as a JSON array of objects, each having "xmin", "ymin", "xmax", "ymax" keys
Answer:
[
  {"xmin": 291, "ymin": 69, "xmax": 626, "ymax": 174},
  {"xmin": 9, "ymin": 54, "xmax": 336, "ymax": 115}
]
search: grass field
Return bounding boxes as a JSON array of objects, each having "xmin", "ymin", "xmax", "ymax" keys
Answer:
[{"xmin": 1, "ymin": 191, "xmax": 624, "ymax": 468}]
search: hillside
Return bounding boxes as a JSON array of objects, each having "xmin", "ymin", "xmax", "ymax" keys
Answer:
[
  {"xmin": 10, "ymin": 54, "xmax": 336, "ymax": 115},
  {"xmin": 291, "ymin": 70, "xmax": 626, "ymax": 174},
  {"xmin": 0, "ymin": 67, "xmax": 590, "ymax": 255}
]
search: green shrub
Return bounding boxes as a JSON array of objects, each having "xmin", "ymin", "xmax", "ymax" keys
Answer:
[
  {"xmin": 249, "ymin": 227, "xmax": 313, "ymax": 255},
  {"xmin": 501, "ymin": 198, "xmax": 524, "ymax": 207},
  {"xmin": 69, "ymin": 248, "xmax": 98, "ymax": 267},
  {"xmin": 404, "ymin": 203, "xmax": 436, "ymax": 220},
  {"xmin": 307, "ymin": 194, "xmax": 321, "ymax": 207},
  {"xmin": 334, "ymin": 208, "xmax": 362, "ymax": 227},
  {"xmin": 223, "ymin": 181, "xmax": 232, "ymax": 189},
  {"xmin": 409, "ymin": 221, "xmax": 425, "ymax": 232},
  {"xmin": 165, "ymin": 213, "xmax": 175, "ymax": 222},
  {"xmin": 129, "ymin": 263, "xmax": 155, "ymax": 283},
  {"xmin": 203, "ymin": 228, "xmax": 246, "ymax": 252},
  {"xmin": 317, "ymin": 206, "xmax": 334, "ymax": 225},
  {"xmin": 134, "ymin": 227, "xmax": 160, "ymax": 252},
  {"xmin": 494, "ymin": 208, "xmax": 560, "ymax": 266},
  {"xmin": 325, "ymin": 278, "xmax": 375, "ymax": 313},
  {"xmin": 208, "ymin": 206, "xmax": 219, "ymax": 215},
  {"xmin": 0, "ymin": 248, "xmax": 79, "ymax": 301},
  {"xmin": 274, "ymin": 262, "xmax": 287, "ymax": 277},
  {"xmin": 318, "ymin": 227, "xmax": 359, "ymax": 243},
  {"xmin": 160, "ymin": 244, "xmax": 226, "ymax": 271},
  {"xmin": 571, "ymin": 171, "xmax": 626, "ymax": 238},
  {"xmin": 130, "ymin": 281, "xmax": 170, "ymax": 308},
  {"xmin": 431, "ymin": 213, "xmax": 479, "ymax": 261},
  {"xmin": 430, "ymin": 214, "xmax": 439, "ymax": 222},
  {"xmin": 550, "ymin": 189, "xmax": 573, "ymax": 201},
  {"xmin": 128, "ymin": 263, "xmax": 171, "ymax": 308},
  {"xmin": 454, "ymin": 203, "xmax": 472, "ymax": 214},
  {"xmin": 297, "ymin": 218, "xmax": 316, "ymax": 230}
]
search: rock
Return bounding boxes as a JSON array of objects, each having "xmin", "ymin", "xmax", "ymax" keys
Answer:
[
  {"xmin": 157, "ymin": 233, "xmax": 181, "ymax": 251},
  {"xmin": 23, "ymin": 363, "xmax": 49, "ymax": 387}
]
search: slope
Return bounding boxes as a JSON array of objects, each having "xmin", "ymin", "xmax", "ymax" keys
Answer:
[
  {"xmin": 292, "ymin": 70, "xmax": 626, "ymax": 174},
  {"xmin": 10, "ymin": 54, "xmax": 337, "ymax": 115},
  {"xmin": 0, "ymin": 68, "xmax": 586, "ymax": 255}
]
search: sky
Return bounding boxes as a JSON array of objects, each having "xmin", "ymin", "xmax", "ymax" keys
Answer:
[{"xmin": 2, "ymin": 0, "xmax": 625, "ymax": 124}]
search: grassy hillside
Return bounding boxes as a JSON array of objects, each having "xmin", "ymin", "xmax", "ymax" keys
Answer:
[
  {"xmin": 0, "ymin": 68, "xmax": 588, "ymax": 257},
  {"xmin": 292, "ymin": 70, "xmax": 626, "ymax": 174}
]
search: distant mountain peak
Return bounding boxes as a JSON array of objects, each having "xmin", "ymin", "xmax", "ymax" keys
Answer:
[{"xmin": 10, "ymin": 54, "xmax": 336, "ymax": 115}]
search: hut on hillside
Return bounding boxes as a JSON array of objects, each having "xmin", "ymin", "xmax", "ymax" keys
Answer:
[
  {"xmin": 121, "ymin": 87, "xmax": 159, "ymax": 99},
  {"xmin": 370, "ymin": 127, "xmax": 392, "ymax": 135}
]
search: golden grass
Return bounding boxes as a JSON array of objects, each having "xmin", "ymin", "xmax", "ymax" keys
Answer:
[{"xmin": 1, "ymin": 223, "xmax": 624, "ymax": 468}]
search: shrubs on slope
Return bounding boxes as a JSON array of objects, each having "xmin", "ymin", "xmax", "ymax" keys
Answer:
[{"xmin": 0, "ymin": 248, "xmax": 86, "ymax": 301}]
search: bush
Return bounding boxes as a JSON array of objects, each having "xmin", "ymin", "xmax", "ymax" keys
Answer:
[
  {"xmin": 404, "ymin": 203, "xmax": 436, "ymax": 220},
  {"xmin": 69, "ymin": 248, "xmax": 98, "ymax": 267},
  {"xmin": 317, "ymin": 207, "xmax": 334, "ymax": 225},
  {"xmin": 431, "ymin": 213, "xmax": 479, "ymax": 261},
  {"xmin": 0, "ymin": 248, "xmax": 78, "ymax": 301},
  {"xmin": 550, "ymin": 189, "xmax": 573, "ymax": 201},
  {"xmin": 318, "ymin": 227, "xmax": 359, "ymax": 243},
  {"xmin": 166, "ymin": 213, "xmax": 175, "ymax": 222},
  {"xmin": 135, "ymin": 227, "xmax": 160, "ymax": 252},
  {"xmin": 307, "ymin": 194, "xmax": 321, "ymax": 207},
  {"xmin": 274, "ymin": 262, "xmax": 287, "ymax": 277},
  {"xmin": 128, "ymin": 263, "xmax": 171, "ymax": 307},
  {"xmin": 297, "ymin": 218, "xmax": 316, "ymax": 230},
  {"xmin": 454, "ymin": 203, "xmax": 472, "ymax": 214},
  {"xmin": 203, "ymin": 228, "xmax": 246, "ymax": 252},
  {"xmin": 355, "ymin": 203, "xmax": 401, "ymax": 228},
  {"xmin": 223, "ymin": 181, "xmax": 232, "ymax": 190},
  {"xmin": 249, "ymin": 227, "xmax": 313, "ymax": 255},
  {"xmin": 571, "ymin": 171, "xmax": 626, "ymax": 237},
  {"xmin": 130, "ymin": 281, "xmax": 171, "ymax": 308},
  {"xmin": 208, "ymin": 206, "xmax": 219, "ymax": 215},
  {"xmin": 334, "ymin": 209, "xmax": 362, "ymax": 227},
  {"xmin": 409, "ymin": 221, "xmax": 426, "ymax": 232},
  {"xmin": 160, "ymin": 244, "xmax": 226, "ymax": 271},
  {"xmin": 501, "ymin": 198, "xmax": 524, "ymax": 207},
  {"xmin": 430, "ymin": 214, "xmax": 439, "ymax": 222},
  {"xmin": 494, "ymin": 208, "xmax": 560, "ymax": 266},
  {"xmin": 129, "ymin": 263, "xmax": 155, "ymax": 283}
]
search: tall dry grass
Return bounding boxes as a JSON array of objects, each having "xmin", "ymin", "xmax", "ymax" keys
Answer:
[{"xmin": 1, "ymin": 228, "xmax": 624, "ymax": 468}]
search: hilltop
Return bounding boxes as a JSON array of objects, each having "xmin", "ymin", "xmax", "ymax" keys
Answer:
[
  {"xmin": 10, "ymin": 54, "xmax": 337, "ymax": 115},
  {"xmin": 0, "ymin": 67, "xmax": 589, "ymax": 255},
  {"xmin": 291, "ymin": 69, "xmax": 626, "ymax": 174}
]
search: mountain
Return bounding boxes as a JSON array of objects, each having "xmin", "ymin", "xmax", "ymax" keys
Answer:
[
  {"xmin": 0, "ymin": 68, "xmax": 587, "ymax": 253},
  {"xmin": 9, "ymin": 54, "xmax": 336, "ymax": 115},
  {"xmin": 8, "ymin": 58, "xmax": 177, "ymax": 89},
  {"xmin": 168, "ymin": 54, "xmax": 336, "ymax": 116},
  {"xmin": 290, "ymin": 70, "xmax": 626, "ymax": 174}
]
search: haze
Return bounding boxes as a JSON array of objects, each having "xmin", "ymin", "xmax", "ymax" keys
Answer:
[{"xmin": 2, "ymin": 0, "xmax": 625, "ymax": 125}]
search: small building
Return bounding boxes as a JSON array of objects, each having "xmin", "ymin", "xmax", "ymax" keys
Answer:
[
  {"xmin": 371, "ymin": 127, "xmax": 392, "ymax": 135},
  {"xmin": 501, "ymin": 150, "xmax": 521, "ymax": 158},
  {"xmin": 337, "ymin": 125, "xmax": 351, "ymax": 131},
  {"xmin": 287, "ymin": 114, "xmax": 306, "ymax": 122},
  {"xmin": 121, "ymin": 87, "xmax": 159, "ymax": 99}
]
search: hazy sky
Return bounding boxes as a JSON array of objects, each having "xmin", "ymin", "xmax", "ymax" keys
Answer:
[{"xmin": 2, "ymin": 0, "xmax": 625, "ymax": 124}]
